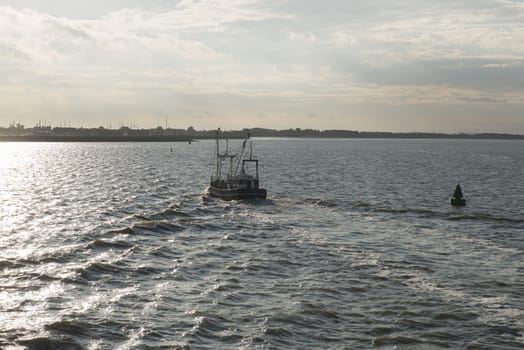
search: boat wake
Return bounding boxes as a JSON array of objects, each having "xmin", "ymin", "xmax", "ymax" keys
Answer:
[{"xmin": 350, "ymin": 200, "xmax": 524, "ymax": 225}]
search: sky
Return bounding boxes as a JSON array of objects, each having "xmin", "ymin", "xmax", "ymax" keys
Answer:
[{"xmin": 0, "ymin": 0, "xmax": 523, "ymax": 132}]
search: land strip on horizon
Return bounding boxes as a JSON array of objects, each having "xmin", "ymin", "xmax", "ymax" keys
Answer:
[{"xmin": 1, "ymin": 125, "xmax": 523, "ymax": 141}]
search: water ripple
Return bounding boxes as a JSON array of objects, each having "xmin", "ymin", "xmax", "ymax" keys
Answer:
[{"xmin": 1, "ymin": 140, "xmax": 523, "ymax": 349}]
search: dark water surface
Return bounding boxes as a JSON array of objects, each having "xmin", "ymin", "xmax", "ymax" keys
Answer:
[{"xmin": 1, "ymin": 139, "xmax": 523, "ymax": 349}]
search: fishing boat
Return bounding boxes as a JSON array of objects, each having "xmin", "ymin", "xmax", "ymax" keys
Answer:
[
  {"xmin": 450, "ymin": 183, "xmax": 466, "ymax": 206},
  {"xmin": 209, "ymin": 129, "xmax": 267, "ymax": 200}
]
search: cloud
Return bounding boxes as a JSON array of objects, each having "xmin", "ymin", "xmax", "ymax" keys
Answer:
[
  {"xmin": 172, "ymin": 0, "xmax": 292, "ymax": 31},
  {"xmin": 288, "ymin": 30, "xmax": 316, "ymax": 43},
  {"xmin": 314, "ymin": 0, "xmax": 524, "ymax": 96},
  {"xmin": 1, "ymin": 1, "xmax": 524, "ymax": 132},
  {"xmin": 0, "ymin": 7, "xmax": 227, "ymax": 66}
]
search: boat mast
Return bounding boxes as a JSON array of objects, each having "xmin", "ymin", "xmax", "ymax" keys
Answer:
[
  {"xmin": 226, "ymin": 139, "xmax": 234, "ymax": 177},
  {"xmin": 215, "ymin": 128, "xmax": 220, "ymax": 179}
]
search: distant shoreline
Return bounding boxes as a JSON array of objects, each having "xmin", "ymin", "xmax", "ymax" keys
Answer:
[
  {"xmin": 239, "ymin": 129, "xmax": 524, "ymax": 140},
  {"xmin": 1, "ymin": 126, "xmax": 523, "ymax": 142}
]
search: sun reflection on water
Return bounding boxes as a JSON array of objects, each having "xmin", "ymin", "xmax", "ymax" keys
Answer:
[{"xmin": 1, "ymin": 143, "xmax": 46, "ymax": 242}]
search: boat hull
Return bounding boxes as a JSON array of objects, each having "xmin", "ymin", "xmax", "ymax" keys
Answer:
[{"xmin": 209, "ymin": 185, "xmax": 267, "ymax": 200}]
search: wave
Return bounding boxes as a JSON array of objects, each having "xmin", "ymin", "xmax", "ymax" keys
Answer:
[
  {"xmin": 269, "ymin": 194, "xmax": 516, "ymax": 228},
  {"xmin": 85, "ymin": 238, "xmax": 135, "ymax": 250},
  {"xmin": 163, "ymin": 208, "xmax": 192, "ymax": 217},
  {"xmin": 351, "ymin": 201, "xmax": 524, "ymax": 224},
  {"xmin": 302, "ymin": 198, "xmax": 339, "ymax": 208},
  {"xmin": 147, "ymin": 245, "xmax": 180, "ymax": 259},
  {"xmin": 263, "ymin": 327, "xmax": 293, "ymax": 337},
  {"xmin": 0, "ymin": 259, "xmax": 24, "ymax": 270},
  {"xmin": 263, "ymin": 195, "xmax": 338, "ymax": 212},
  {"xmin": 101, "ymin": 227, "xmax": 135, "ymax": 236},
  {"xmin": 280, "ymin": 195, "xmax": 523, "ymax": 225},
  {"xmin": 45, "ymin": 320, "xmax": 92, "ymax": 337},
  {"xmin": 17, "ymin": 336, "xmax": 83, "ymax": 350},
  {"xmin": 76, "ymin": 261, "xmax": 128, "ymax": 280},
  {"xmin": 14, "ymin": 245, "xmax": 83, "ymax": 266},
  {"xmin": 131, "ymin": 220, "xmax": 185, "ymax": 234},
  {"xmin": 301, "ymin": 307, "xmax": 339, "ymax": 320},
  {"xmin": 372, "ymin": 335, "xmax": 421, "ymax": 347},
  {"xmin": 445, "ymin": 212, "xmax": 524, "ymax": 224},
  {"xmin": 186, "ymin": 312, "xmax": 232, "ymax": 342}
]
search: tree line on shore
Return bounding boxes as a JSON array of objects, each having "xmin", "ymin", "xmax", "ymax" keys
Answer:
[{"xmin": 1, "ymin": 124, "xmax": 523, "ymax": 140}]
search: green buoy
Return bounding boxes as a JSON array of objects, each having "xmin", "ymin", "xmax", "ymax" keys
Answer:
[{"xmin": 450, "ymin": 183, "xmax": 466, "ymax": 206}]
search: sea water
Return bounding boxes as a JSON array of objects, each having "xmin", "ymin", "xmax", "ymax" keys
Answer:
[{"xmin": 0, "ymin": 139, "xmax": 523, "ymax": 349}]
